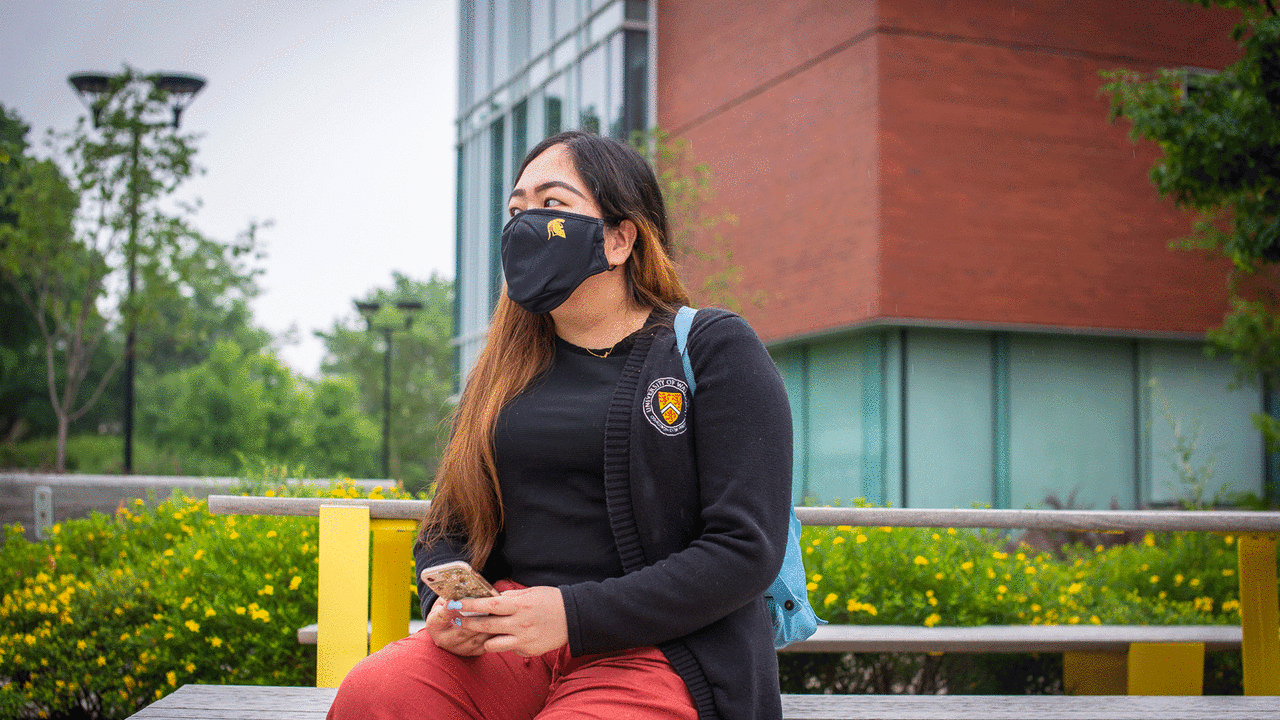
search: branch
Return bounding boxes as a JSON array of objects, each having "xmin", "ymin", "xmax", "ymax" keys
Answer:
[{"xmin": 69, "ymin": 351, "xmax": 125, "ymax": 423}]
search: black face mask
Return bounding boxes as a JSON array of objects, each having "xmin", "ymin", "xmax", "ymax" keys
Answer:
[{"xmin": 500, "ymin": 208, "xmax": 611, "ymax": 315}]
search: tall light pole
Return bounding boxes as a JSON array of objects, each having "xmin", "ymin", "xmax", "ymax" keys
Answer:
[
  {"xmin": 356, "ymin": 300, "xmax": 424, "ymax": 480},
  {"xmin": 68, "ymin": 70, "xmax": 205, "ymax": 474}
]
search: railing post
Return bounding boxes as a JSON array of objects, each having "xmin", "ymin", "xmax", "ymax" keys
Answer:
[
  {"xmin": 1238, "ymin": 533, "xmax": 1279, "ymax": 695},
  {"xmin": 318, "ymin": 505, "xmax": 370, "ymax": 688},
  {"xmin": 370, "ymin": 519, "xmax": 418, "ymax": 653}
]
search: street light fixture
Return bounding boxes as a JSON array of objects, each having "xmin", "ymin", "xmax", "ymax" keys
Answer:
[
  {"xmin": 355, "ymin": 300, "xmax": 425, "ymax": 480},
  {"xmin": 67, "ymin": 69, "xmax": 205, "ymax": 474}
]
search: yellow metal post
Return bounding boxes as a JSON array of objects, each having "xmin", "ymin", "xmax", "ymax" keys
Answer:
[
  {"xmin": 1238, "ymin": 533, "xmax": 1280, "ymax": 695},
  {"xmin": 1062, "ymin": 651, "xmax": 1127, "ymax": 695},
  {"xmin": 317, "ymin": 505, "xmax": 370, "ymax": 688},
  {"xmin": 370, "ymin": 519, "xmax": 418, "ymax": 653},
  {"xmin": 1127, "ymin": 643, "xmax": 1203, "ymax": 695}
]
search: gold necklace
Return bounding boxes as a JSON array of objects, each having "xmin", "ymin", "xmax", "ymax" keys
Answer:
[{"xmin": 584, "ymin": 343, "xmax": 618, "ymax": 359}]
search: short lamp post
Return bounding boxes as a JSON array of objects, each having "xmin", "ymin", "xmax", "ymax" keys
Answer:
[
  {"xmin": 355, "ymin": 300, "xmax": 424, "ymax": 480},
  {"xmin": 67, "ymin": 70, "xmax": 205, "ymax": 474}
]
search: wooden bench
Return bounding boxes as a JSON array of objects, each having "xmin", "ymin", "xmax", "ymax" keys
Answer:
[
  {"xmin": 130, "ymin": 684, "xmax": 1280, "ymax": 719},
  {"xmin": 294, "ymin": 620, "xmax": 1247, "ymax": 694},
  {"xmin": 205, "ymin": 496, "xmax": 1280, "ymax": 697}
]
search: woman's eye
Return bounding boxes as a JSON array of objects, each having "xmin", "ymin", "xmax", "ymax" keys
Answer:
[
  {"xmin": 508, "ymin": 206, "xmax": 521, "ymax": 218},
  {"xmin": 544, "ymin": 197, "xmax": 564, "ymax": 208}
]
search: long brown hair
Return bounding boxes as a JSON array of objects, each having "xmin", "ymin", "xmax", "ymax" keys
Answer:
[{"xmin": 420, "ymin": 131, "xmax": 691, "ymax": 569}]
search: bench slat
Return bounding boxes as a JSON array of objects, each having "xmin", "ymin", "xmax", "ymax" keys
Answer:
[
  {"xmin": 206, "ymin": 496, "xmax": 1280, "ymax": 532},
  {"xmin": 131, "ymin": 686, "xmax": 1280, "ymax": 720},
  {"xmin": 295, "ymin": 622, "xmax": 1248, "ymax": 653}
]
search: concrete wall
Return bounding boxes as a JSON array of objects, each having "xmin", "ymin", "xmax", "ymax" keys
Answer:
[{"xmin": 1, "ymin": 473, "xmax": 386, "ymax": 541}]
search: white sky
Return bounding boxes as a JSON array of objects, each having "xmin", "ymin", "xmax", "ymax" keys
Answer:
[{"xmin": 0, "ymin": 0, "xmax": 459, "ymax": 377}]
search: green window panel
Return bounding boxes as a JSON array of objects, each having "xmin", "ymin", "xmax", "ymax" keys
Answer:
[
  {"xmin": 1009, "ymin": 335, "xmax": 1136, "ymax": 511},
  {"xmin": 903, "ymin": 329, "xmax": 995, "ymax": 509},
  {"xmin": 771, "ymin": 347, "xmax": 808, "ymax": 505},
  {"xmin": 1144, "ymin": 341, "xmax": 1263, "ymax": 505}
]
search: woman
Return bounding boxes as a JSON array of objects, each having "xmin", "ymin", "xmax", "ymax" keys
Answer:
[{"xmin": 328, "ymin": 131, "xmax": 793, "ymax": 720}]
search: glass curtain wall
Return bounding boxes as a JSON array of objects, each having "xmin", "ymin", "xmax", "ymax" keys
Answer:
[
  {"xmin": 454, "ymin": 0, "xmax": 650, "ymax": 381},
  {"xmin": 772, "ymin": 328, "xmax": 1268, "ymax": 510}
]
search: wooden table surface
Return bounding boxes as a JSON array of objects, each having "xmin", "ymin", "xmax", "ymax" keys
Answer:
[{"xmin": 132, "ymin": 685, "xmax": 1280, "ymax": 720}]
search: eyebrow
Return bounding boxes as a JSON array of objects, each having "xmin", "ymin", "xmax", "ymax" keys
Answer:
[{"xmin": 509, "ymin": 180, "xmax": 588, "ymax": 202}]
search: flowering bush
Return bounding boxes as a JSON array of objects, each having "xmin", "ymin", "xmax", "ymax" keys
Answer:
[
  {"xmin": 0, "ymin": 479, "xmax": 419, "ymax": 719},
  {"xmin": 782, "ymin": 517, "xmax": 1259, "ymax": 694}
]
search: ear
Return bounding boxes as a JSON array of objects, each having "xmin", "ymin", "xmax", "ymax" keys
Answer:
[{"xmin": 603, "ymin": 219, "xmax": 637, "ymax": 268}]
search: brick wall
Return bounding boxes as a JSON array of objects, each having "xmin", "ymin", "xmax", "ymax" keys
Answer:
[{"xmin": 657, "ymin": 0, "xmax": 1242, "ymax": 342}]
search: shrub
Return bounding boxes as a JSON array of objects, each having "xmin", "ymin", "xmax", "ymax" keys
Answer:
[
  {"xmin": 780, "ymin": 516, "xmax": 1259, "ymax": 694},
  {"xmin": 0, "ymin": 479, "xmax": 420, "ymax": 719}
]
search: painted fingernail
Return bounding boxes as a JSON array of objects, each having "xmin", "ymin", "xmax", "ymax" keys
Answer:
[
  {"xmin": 452, "ymin": 618, "xmax": 462, "ymax": 627},
  {"xmin": 446, "ymin": 600, "xmax": 463, "ymax": 610}
]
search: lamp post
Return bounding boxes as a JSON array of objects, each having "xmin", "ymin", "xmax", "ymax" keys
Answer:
[
  {"xmin": 67, "ymin": 69, "xmax": 205, "ymax": 474},
  {"xmin": 355, "ymin": 300, "xmax": 424, "ymax": 480}
]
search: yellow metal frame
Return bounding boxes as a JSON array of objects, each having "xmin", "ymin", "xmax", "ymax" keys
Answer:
[
  {"xmin": 316, "ymin": 507, "xmax": 419, "ymax": 687},
  {"xmin": 1238, "ymin": 534, "xmax": 1279, "ymax": 696}
]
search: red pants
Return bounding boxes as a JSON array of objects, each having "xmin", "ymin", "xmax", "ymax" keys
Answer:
[{"xmin": 327, "ymin": 621, "xmax": 697, "ymax": 720}]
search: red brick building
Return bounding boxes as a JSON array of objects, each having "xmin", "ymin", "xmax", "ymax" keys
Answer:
[{"xmin": 453, "ymin": 0, "xmax": 1269, "ymax": 508}]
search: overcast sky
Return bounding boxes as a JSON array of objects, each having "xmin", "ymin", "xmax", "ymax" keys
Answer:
[{"xmin": 0, "ymin": 0, "xmax": 459, "ymax": 377}]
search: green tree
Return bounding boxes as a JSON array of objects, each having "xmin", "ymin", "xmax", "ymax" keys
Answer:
[
  {"xmin": 317, "ymin": 272, "xmax": 454, "ymax": 491},
  {"xmin": 1102, "ymin": 2, "xmax": 1280, "ymax": 477},
  {"xmin": 0, "ymin": 68, "xmax": 260, "ymax": 470}
]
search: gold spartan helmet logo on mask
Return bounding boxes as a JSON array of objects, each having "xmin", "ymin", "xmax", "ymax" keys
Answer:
[{"xmin": 547, "ymin": 218, "xmax": 567, "ymax": 240}]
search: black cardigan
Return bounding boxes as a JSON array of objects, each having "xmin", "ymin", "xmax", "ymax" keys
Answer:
[{"xmin": 416, "ymin": 308, "xmax": 793, "ymax": 720}]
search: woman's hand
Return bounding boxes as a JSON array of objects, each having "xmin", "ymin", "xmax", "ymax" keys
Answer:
[
  {"xmin": 455, "ymin": 586, "xmax": 568, "ymax": 657},
  {"xmin": 425, "ymin": 596, "xmax": 492, "ymax": 656}
]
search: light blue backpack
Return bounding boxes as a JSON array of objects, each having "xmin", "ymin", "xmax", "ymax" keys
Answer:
[{"xmin": 674, "ymin": 306, "xmax": 825, "ymax": 648}]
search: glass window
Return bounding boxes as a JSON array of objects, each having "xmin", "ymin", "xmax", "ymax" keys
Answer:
[
  {"xmin": 624, "ymin": 0, "xmax": 648, "ymax": 21},
  {"xmin": 512, "ymin": 100, "xmax": 529, "ymax": 174},
  {"xmin": 1009, "ymin": 335, "xmax": 1136, "ymax": 510},
  {"xmin": 493, "ymin": 0, "xmax": 510, "ymax": 85},
  {"xmin": 807, "ymin": 337, "xmax": 865, "ymax": 505},
  {"xmin": 588, "ymin": 2, "xmax": 624, "ymax": 44},
  {"xmin": 544, "ymin": 72, "xmax": 567, "ymax": 136},
  {"xmin": 771, "ymin": 347, "xmax": 809, "ymax": 504},
  {"xmin": 620, "ymin": 29, "xmax": 648, "ymax": 138},
  {"xmin": 531, "ymin": 0, "xmax": 552, "ymax": 58},
  {"xmin": 553, "ymin": 36, "xmax": 577, "ymax": 71},
  {"xmin": 476, "ymin": 0, "xmax": 492, "ymax": 95},
  {"xmin": 555, "ymin": 0, "xmax": 577, "ymax": 38},
  {"xmin": 510, "ymin": 0, "xmax": 531, "ymax": 73},
  {"xmin": 904, "ymin": 329, "xmax": 995, "ymax": 509},
  {"xmin": 1145, "ymin": 341, "xmax": 1263, "ymax": 505},
  {"xmin": 489, "ymin": 116, "xmax": 506, "ymax": 312},
  {"xmin": 459, "ymin": 1, "xmax": 477, "ymax": 109},
  {"xmin": 578, "ymin": 43, "xmax": 605, "ymax": 134}
]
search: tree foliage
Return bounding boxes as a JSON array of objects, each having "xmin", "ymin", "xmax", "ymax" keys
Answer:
[
  {"xmin": 1102, "ymin": 2, "xmax": 1280, "ymax": 460},
  {"xmin": 317, "ymin": 272, "xmax": 454, "ymax": 491},
  {"xmin": 0, "ymin": 68, "xmax": 263, "ymax": 470}
]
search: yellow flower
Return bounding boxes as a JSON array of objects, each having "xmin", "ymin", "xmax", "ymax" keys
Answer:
[
  {"xmin": 836, "ymin": 525, "xmax": 852, "ymax": 532},
  {"xmin": 1024, "ymin": 566, "xmax": 1036, "ymax": 575},
  {"xmin": 1143, "ymin": 533, "xmax": 1155, "ymax": 547},
  {"xmin": 855, "ymin": 534, "xmax": 867, "ymax": 544},
  {"xmin": 1090, "ymin": 616, "xmax": 1102, "ymax": 624},
  {"xmin": 1031, "ymin": 604, "xmax": 1041, "ymax": 612},
  {"xmin": 266, "ymin": 530, "xmax": 277, "ymax": 538},
  {"xmin": 229, "ymin": 531, "xmax": 240, "ymax": 540},
  {"xmin": 1190, "ymin": 578, "xmax": 1201, "ymax": 587},
  {"xmin": 186, "ymin": 663, "xmax": 196, "ymax": 672},
  {"xmin": 992, "ymin": 551, "xmax": 1008, "ymax": 560},
  {"xmin": 811, "ymin": 574, "xmax": 823, "ymax": 583},
  {"xmin": 806, "ymin": 582, "xmax": 817, "ymax": 591},
  {"xmin": 289, "ymin": 575, "xmax": 302, "ymax": 591},
  {"xmin": 947, "ymin": 528, "xmax": 957, "ymax": 535},
  {"xmin": 1174, "ymin": 574, "xmax": 1184, "ymax": 586},
  {"xmin": 832, "ymin": 537, "xmax": 845, "ymax": 545},
  {"xmin": 204, "ymin": 608, "xmax": 216, "ymax": 617},
  {"xmin": 76, "ymin": 640, "xmax": 87, "ymax": 651},
  {"xmin": 210, "ymin": 636, "xmax": 223, "ymax": 647},
  {"xmin": 1069, "ymin": 616, "xmax": 1080, "ymax": 624},
  {"xmin": 1149, "ymin": 575, "xmax": 1160, "ymax": 584},
  {"xmin": 259, "ymin": 585, "xmax": 274, "ymax": 596},
  {"xmin": 185, "ymin": 620, "xmax": 200, "ymax": 632},
  {"xmin": 1067, "ymin": 583, "xmax": 1083, "ymax": 594},
  {"xmin": 823, "ymin": 593, "xmax": 838, "ymax": 607},
  {"xmin": 1223, "ymin": 569, "xmax": 1236, "ymax": 576},
  {"xmin": 235, "ymin": 606, "xmax": 246, "ymax": 615},
  {"xmin": 97, "ymin": 656, "xmax": 106, "ymax": 666},
  {"xmin": 997, "ymin": 585, "xmax": 1008, "ymax": 594},
  {"xmin": 960, "ymin": 561, "xmax": 974, "ymax": 571},
  {"xmin": 167, "ymin": 671, "xmax": 177, "ymax": 686},
  {"xmin": 192, "ymin": 549, "xmax": 205, "ymax": 561},
  {"xmin": 924, "ymin": 613, "xmax": 941, "ymax": 628},
  {"xmin": 913, "ymin": 556, "xmax": 929, "ymax": 566}
]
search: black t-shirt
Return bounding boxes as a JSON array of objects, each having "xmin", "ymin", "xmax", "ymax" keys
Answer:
[{"xmin": 492, "ymin": 332, "xmax": 637, "ymax": 587}]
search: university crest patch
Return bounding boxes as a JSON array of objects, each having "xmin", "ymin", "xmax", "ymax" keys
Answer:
[{"xmin": 643, "ymin": 377, "xmax": 689, "ymax": 436}]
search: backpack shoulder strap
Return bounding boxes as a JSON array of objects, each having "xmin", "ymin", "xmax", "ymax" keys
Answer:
[{"xmin": 674, "ymin": 305, "xmax": 698, "ymax": 395}]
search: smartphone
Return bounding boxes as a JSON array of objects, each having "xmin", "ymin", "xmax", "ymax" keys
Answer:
[{"xmin": 420, "ymin": 560, "xmax": 500, "ymax": 603}]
